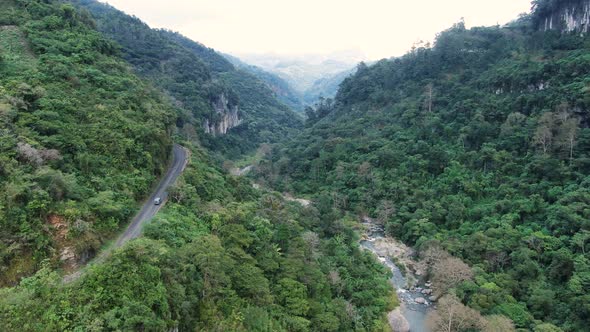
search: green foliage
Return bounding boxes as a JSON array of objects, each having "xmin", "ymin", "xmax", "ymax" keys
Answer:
[
  {"xmin": 0, "ymin": 0, "xmax": 174, "ymax": 285},
  {"xmin": 495, "ymin": 302, "xmax": 534, "ymax": 327},
  {"xmin": 202, "ymin": 69, "xmax": 303, "ymax": 156},
  {"xmin": 72, "ymin": 0, "xmax": 302, "ymax": 157},
  {"xmin": 0, "ymin": 146, "xmax": 395, "ymax": 330},
  {"xmin": 226, "ymin": 53, "xmax": 306, "ymax": 112},
  {"xmin": 259, "ymin": 18, "xmax": 590, "ymax": 331}
]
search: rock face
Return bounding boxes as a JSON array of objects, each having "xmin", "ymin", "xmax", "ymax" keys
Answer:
[
  {"xmin": 388, "ymin": 308, "xmax": 410, "ymax": 332},
  {"xmin": 203, "ymin": 93, "xmax": 241, "ymax": 135},
  {"xmin": 230, "ymin": 165, "xmax": 253, "ymax": 176},
  {"xmin": 48, "ymin": 214, "xmax": 80, "ymax": 270},
  {"xmin": 537, "ymin": 0, "xmax": 590, "ymax": 34},
  {"xmin": 283, "ymin": 193, "xmax": 312, "ymax": 207}
]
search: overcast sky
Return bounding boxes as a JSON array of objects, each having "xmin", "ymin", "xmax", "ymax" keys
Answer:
[{"xmin": 99, "ymin": 0, "xmax": 533, "ymax": 60}]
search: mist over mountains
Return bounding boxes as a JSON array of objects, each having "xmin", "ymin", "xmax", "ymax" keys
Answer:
[
  {"xmin": 236, "ymin": 49, "xmax": 365, "ymax": 91},
  {"xmin": 230, "ymin": 50, "xmax": 365, "ymax": 110}
]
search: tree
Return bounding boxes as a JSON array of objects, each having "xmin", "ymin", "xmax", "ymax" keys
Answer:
[
  {"xmin": 557, "ymin": 117, "xmax": 580, "ymax": 160},
  {"xmin": 184, "ymin": 235, "xmax": 232, "ymax": 300},
  {"xmin": 424, "ymin": 83, "xmax": 434, "ymax": 113},
  {"xmin": 534, "ymin": 323, "xmax": 564, "ymax": 332},
  {"xmin": 432, "ymin": 256, "xmax": 473, "ymax": 296},
  {"xmin": 16, "ymin": 142, "xmax": 43, "ymax": 166},
  {"xmin": 483, "ymin": 315, "xmax": 515, "ymax": 332},
  {"xmin": 426, "ymin": 294, "xmax": 485, "ymax": 332},
  {"xmin": 533, "ymin": 113, "xmax": 555, "ymax": 155},
  {"xmin": 572, "ymin": 230, "xmax": 590, "ymax": 254},
  {"xmin": 421, "ymin": 245, "xmax": 473, "ymax": 297},
  {"xmin": 276, "ymin": 278, "xmax": 310, "ymax": 316},
  {"xmin": 377, "ymin": 200, "xmax": 396, "ymax": 224}
]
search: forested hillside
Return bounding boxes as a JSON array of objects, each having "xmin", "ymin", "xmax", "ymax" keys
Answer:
[
  {"xmin": 4, "ymin": 0, "xmax": 590, "ymax": 330},
  {"xmin": 259, "ymin": 5, "xmax": 590, "ymax": 331},
  {"xmin": 225, "ymin": 53, "xmax": 306, "ymax": 112},
  {"xmin": 0, "ymin": 0, "xmax": 175, "ymax": 285},
  {"xmin": 302, "ymin": 68, "xmax": 356, "ymax": 106},
  {"xmin": 0, "ymin": 143, "xmax": 396, "ymax": 331},
  {"xmin": 0, "ymin": 1, "xmax": 395, "ymax": 330},
  {"xmin": 73, "ymin": 0, "xmax": 302, "ymax": 157}
]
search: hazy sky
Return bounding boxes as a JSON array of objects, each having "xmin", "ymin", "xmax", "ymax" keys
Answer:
[{"xmin": 99, "ymin": 0, "xmax": 533, "ymax": 60}]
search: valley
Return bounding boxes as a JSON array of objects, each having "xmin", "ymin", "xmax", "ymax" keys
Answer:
[{"xmin": 1, "ymin": 0, "xmax": 589, "ymax": 331}]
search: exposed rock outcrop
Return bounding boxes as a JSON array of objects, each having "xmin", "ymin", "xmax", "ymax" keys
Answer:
[
  {"xmin": 283, "ymin": 193, "xmax": 312, "ymax": 207},
  {"xmin": 388, "ymin": 308, "xmax": 410, "ymax": 332},
  {"xmin": 203, "ymin": 93, "xmax": 241, "ymax": 135},
  {"xmin": 48, "ymin": 214, "xmax": 77, "ymax": 270},
  {"xmin": 536, "ymin": 0, "xmax": 590, "ymax": 34},
  {"xmin": 230, "ymin": 165, "xmax": 253, "ymax": 176}
]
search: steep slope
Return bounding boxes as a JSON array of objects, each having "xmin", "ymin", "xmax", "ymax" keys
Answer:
[
  {"xmin": 532, "ymin": 0, "xmax": 590, "ymax": 32},
  {"xmin": 0, "ymin": 2, "xmax": 396, "ymax": 331},
  {"xmin": 0, "ymin": 0, "xmax": 175, "ymax": 285},
  {"xmin": 1, "ymin": 155, "xmax": 397, "ymax": 331},
  {"xmin": 225, "ymin": 53, "xmax": 305, "ymax": 112},
  {"xmin": 260, "ymin": 10, "xmax": 590, "ymax": 332},
  {"xmin": 73, "ymin": 0, "xmax": 303, "ymax": 156},
  {"xmin": 302, "ymin": 68, "xmax": 356, "ymax": 106}
]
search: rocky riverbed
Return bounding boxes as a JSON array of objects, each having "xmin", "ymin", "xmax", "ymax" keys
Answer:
[
  {"xmin": 359, "ymin": 217, "xmax": 433, "ymax": 332},
  {"xmin": 232, "ymin": 166, "xmax": 432, "ymax": 330}
]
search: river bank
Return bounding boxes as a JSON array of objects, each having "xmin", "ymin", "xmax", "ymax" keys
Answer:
[
  {"xmin": 230, "ymin": 166, "xmax": 432, "ymax": 331},
  {"xmin": 359, "ymin": 217, "xmax": 433, "ymax": 332}
]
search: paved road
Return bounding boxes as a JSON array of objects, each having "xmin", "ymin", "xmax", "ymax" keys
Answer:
[{"xmin": 113, "ymin": 144, "xmax": 189, "ymax": 247}]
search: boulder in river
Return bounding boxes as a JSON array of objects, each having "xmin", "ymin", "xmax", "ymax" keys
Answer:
[
  {"xmin": 422, "ymin": 289, "xmax": 432, "ymax": 295},
  {"xmin": 429, "ymin": 296, "xmax": 437, "ymax": 302},
  {"xmin": 388, "ymin": 308, "xmax": 410, "ymax": 332},
  {"xmin": 415, "ymin": 297, "xmax": 426, "ymax": 304}
]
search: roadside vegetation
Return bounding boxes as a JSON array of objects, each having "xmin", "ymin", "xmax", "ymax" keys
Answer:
[
  {"xmin": 0, "ymin": 144, "xmax": 396, "ymax": 331},
  {"xmin": 0, "ymin": 1, "xmax": 394, "ymax": 330},
  {"xmin": 0, "ymin": 0, "xmax": 174, "ymax": 285}
]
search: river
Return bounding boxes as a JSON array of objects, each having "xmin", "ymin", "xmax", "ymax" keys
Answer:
[
  {"xmin": 359, "ymin": 218, "xmax": 432, "ymax": 332},
  {"xmin": 232, "ymin": 165, "xmax": 432, "ymax": 331}
]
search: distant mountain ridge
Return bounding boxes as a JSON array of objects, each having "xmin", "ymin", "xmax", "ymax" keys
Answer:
[
  {"xmin": 302, "ymin": 67, "xmax": 356, "ymax": 105},
  {"xmin": 238, "ymin": 51, "xmax": 362, "ymax": 92},
  {"xmin": 230, "ymin": 52, "xmax": 361, "ymax": 110},
  {"xmin": 224, "ymin": 53, "xmax": 305, "ymax": 112}
]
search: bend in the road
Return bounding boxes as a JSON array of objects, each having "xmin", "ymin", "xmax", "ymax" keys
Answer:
[
  {"xmin": 63, "ymin": 144, "xmax": 189, "ymax": 283},
  {"xmin": 114, "ymin": 144, "xmax": 189, "ymax": 247}
]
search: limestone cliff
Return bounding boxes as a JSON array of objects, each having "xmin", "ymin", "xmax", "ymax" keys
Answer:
[
  {"xmin": 535, "ymin": 0, "xmax": 590, "ymax": 33},
  {"xmin": 203, "ymin": 93, "xmax": 242, "ymax": 135}
]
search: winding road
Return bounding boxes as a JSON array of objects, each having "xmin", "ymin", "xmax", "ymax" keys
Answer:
[
  {"xmin": 113, "ymin": 144, "xmax": 189, "ymax": 247},
  {"xmin": 64, "ymin": 144, "xmax": 189, "ymax": 283}
]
